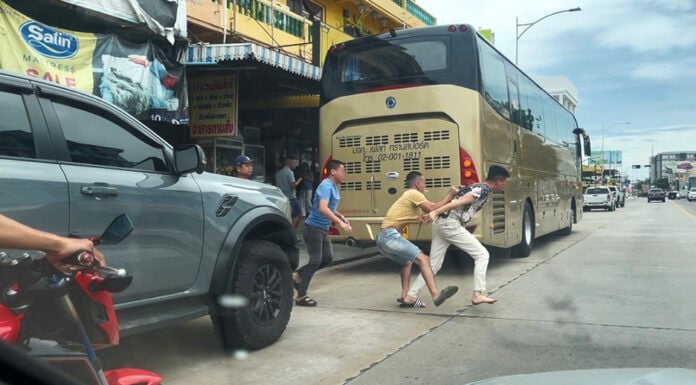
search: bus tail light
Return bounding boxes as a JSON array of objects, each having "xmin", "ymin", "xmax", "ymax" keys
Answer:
[
  {"xmin": 448, "ymin": 25, "xmax": 457, "ymax": 32},
  {"xmin": 459, "ymin": 25, "xmax": 467, "ymax": 32},
  {"xmin": 329, "ymin": 43, "xmax": 345, "ymax": 52},
  {"xmin": 321, "ymin": 155, "xmax": 333, "ymax": 180},
  {"xmin": 459, "ymin": 148, "xmax": 479, "ymax": 185}
]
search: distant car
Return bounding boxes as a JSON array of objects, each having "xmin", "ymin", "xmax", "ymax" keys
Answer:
[
  {"xmin": 668, "ymin": 191, "xmax": 678, "ymax": 200},
  {"xmin": 688, "ymin": 188, "xmax": 696, "ymax": 201},
  {"xmin": 583, "ymin": 186, "xmax": 615, "ymax": 212},
  {"xmin": 608, "ymin": 186, "xmax": 625, "ymax": 208},
  {"xmin": 647, "ymin": 188, "xmax": 666, "ymax": 202},
  {"xmin": 679, "ymin": 189, "xmax": 689, "ymax": 199}
]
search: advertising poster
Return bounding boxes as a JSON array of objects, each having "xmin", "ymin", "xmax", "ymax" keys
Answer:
[
  {"xmin": 0, "ymin": 0, "xmax": 188, "ymax": 123},
  {"xmin": 589, "ymin": 150, "xmax": 622, "ymax": 166}
]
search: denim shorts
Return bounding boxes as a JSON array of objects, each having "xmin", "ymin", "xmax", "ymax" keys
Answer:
[
  {"xmin": 376, "ymin": 228, "xmax": 422, "ymax": 266},
  {"xmin": 289, "ymin": 198, "xmax": 301, "ymax": 218}
]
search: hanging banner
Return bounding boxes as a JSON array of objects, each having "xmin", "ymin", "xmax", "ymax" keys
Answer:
[
  {"xmin": 0, "ymin": 0, "xmax": 188, "ymax": 124},
  {"xmin": 189, "ymin": 74, "xmax": 238, "ymax": 138}
]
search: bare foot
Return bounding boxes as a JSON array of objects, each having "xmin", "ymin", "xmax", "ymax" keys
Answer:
[{"xmin": 472, "ymin": 292, "xmax": 497, "ymax": 305}]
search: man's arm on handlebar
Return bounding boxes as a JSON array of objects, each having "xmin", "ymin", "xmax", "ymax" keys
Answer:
[{"xmin": 0, "ymin": 214, "xmax": 105, "ymax": 266}]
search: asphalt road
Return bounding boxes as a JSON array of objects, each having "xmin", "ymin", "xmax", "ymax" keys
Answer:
[{"xmin": 100, "ymin": 197, "xmax": 696, "ymax": 384}]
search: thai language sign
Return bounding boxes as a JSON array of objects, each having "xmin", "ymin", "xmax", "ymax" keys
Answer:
[{"xmin": 188, "ymin": 74, "xmax": 238, "ymax": 138}]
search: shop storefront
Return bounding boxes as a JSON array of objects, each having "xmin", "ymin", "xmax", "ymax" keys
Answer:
[{"xmin": 187, "ymin": 42, "xmax": 320, "ymax": 183}]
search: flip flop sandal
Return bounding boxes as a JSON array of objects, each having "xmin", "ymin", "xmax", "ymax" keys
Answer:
[
  {"xmin": 434, "ymin": 286, "xmax": 459, "ymax": 307},
  {"xmin": 295, "ymin": 297, "xmax": 317, "ymax": 307},
  {"xmin": 399, "ymin": 298, "xmax": 426, "ymax": 308}
]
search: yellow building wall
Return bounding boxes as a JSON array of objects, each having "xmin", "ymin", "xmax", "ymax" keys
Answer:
[{"xmin": 187, "ymin": 0, "xmax": 437, "ymax": 109}]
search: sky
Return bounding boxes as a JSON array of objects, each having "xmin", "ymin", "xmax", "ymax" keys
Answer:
[{"xmin": 417, "ymin": 0, "xmax": 696, "ymax": 181}]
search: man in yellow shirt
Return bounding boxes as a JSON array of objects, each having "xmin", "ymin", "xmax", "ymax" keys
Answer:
[{"xmin": 376, "ymin": 171, "xmax": 459, "ymax": 308}]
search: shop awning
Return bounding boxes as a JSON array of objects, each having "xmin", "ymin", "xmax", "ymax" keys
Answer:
[{"xmin": 187, "ymin": 43, "xmax": 322, "ymax": 81}]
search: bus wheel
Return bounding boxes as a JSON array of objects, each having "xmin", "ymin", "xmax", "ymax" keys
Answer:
[{"xmin": 511, "ymin": 202, "xmax": 534, "ymax": 258}]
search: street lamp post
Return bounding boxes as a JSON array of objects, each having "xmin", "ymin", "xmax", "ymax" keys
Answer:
[{"xmin": 515, "ymin": 7, "xmax": 581, "ymax": 65}]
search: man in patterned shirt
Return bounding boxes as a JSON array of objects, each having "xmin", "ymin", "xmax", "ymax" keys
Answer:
[{"xmin": 412, "ymin": 165, "xmax": 510, "ymax": 306}]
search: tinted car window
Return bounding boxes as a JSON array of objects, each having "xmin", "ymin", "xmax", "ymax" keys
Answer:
[
  {"xmin": 52, "ymin": 102, "xmax": 167, "ymax": 172},
  {"xmin": 0, "ymin": 90, "xmax": 35, "ymax": 158}
]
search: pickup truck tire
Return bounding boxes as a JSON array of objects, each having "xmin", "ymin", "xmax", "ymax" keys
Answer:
[
  {"xmin": 214, "ymin": 240, "xmax": 293, "ymax": 350},
  {"xmin": 511, "ymin": 202, "xmax": 534, "ymax": 258}
]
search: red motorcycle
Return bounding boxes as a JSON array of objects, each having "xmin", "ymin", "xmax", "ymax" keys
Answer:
[{"xmin": 0, "ymin": 214, "xmax": 162, "ymax": 385}]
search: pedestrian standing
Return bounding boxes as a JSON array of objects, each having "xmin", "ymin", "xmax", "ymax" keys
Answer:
[
  {"xmin": 293, "ymin": 159, "xmax": 351, "ymax": 306},
  {"xmin": 376, "ymin": 171, "xmax": 459, "ymax": 308},
  {"xmin": 275, "ymin": 157, "xmax": 303, "ymax": 228},
  {"xmin": 233, "ymin": 155, "xmax": 254, "ymax": 180},
  {"xmin": 414, "ymin": 165, "xmax": 511, "ymax": 305},
  {"xmin": 298, "ymin": 162, "xmax": 314, "ymax": 217}
]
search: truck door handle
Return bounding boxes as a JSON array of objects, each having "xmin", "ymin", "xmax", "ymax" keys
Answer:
[{"xmin": 81, "ymin": 185, "xmax": 118, "ymax": 196}]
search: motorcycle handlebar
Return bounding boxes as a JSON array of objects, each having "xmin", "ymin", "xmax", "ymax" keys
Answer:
[{"xmin": 1, "ymin": 250, "xmax": 127, "ymax": 278}]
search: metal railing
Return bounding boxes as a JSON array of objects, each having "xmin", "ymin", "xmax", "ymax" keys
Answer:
[
  {"xmin": 406, "ymin": 0, "xmax": 435, "ymax": 25},
  {"xmin": 237, "ymin": 0, "xmax": 306, "ymax": 38}
]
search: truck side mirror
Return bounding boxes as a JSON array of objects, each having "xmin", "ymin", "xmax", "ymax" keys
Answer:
[{"xmin": 174, "ymin": 145, "xmax": 206, "ymax": 175}]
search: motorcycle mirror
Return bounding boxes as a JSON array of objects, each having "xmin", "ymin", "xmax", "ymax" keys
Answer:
[{"xmin": 98, "ymin": 214, "xmax": 134, "ymax": 245}]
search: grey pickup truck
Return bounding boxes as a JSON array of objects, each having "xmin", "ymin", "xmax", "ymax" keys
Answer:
[{"xmin": 0, "ymin": 70, "xmax": 298, "ymax": 350}]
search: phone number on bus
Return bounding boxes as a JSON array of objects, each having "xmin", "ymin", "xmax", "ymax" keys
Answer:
[{"xmin": 363, "ymin": 151, "xmax": 422, "ymax": 162}]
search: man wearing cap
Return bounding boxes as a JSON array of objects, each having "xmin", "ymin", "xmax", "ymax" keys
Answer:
[{"xmin": 233, "ymin": 155, "xmax": 254, "ymax": 180}]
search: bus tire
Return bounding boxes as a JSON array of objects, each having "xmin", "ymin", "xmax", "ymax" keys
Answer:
[{"xmin": 511, "ymin": 202, "xmax": 534, "ymax": 258}]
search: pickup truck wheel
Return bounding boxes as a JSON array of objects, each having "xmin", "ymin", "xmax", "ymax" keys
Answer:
[
  {"xmin": 511, "ymin": 202, "xmax": 534, "ymax": 258},
  {"xmin": 214, "ymin": 240, "xmax": 293, "ymax": 350}
]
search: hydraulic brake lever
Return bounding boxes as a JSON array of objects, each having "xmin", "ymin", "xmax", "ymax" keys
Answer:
[{"xmin": 92, "ymin": 265, "xmax": 127, "ymax": 277}]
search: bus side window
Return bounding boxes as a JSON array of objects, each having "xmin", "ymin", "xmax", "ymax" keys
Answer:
[
  {"xmin": 478, "ymin": 41, "xmax": 510, "ymax": 119},
  {"xmin": 508, "ymin": 79, "xmax": 522, "ymax": 127},
  {"xmin": 518, "ymin": 76, "xmax": 536, "ymax": 131}
]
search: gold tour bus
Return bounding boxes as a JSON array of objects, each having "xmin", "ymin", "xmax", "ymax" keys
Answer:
[{"xmin": 319, "ymin": 24, "xmax": 591, "ymax": 258}]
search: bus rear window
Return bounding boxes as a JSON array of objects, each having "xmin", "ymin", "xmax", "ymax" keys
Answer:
[
  {"xmin": 586, "ymin": 188, "xmax": 606, "ymax": 194},
  {"xmin": 338, "ymin": 38, "xmax": 449, "ymax": 83}
]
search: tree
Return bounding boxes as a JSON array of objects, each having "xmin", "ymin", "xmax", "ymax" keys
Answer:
[{"xmin": 654, "ymin": 177, "xmax": 669, "ymax": 190}]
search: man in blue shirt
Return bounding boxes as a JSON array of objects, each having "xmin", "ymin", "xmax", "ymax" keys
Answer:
[
  {"xmin": 293, "ymin": 160, "xmax": 351, "ymax": 306},
  {"xmin": 275, "ymin": 158, "xmax": 303, "ymax": 228}
]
